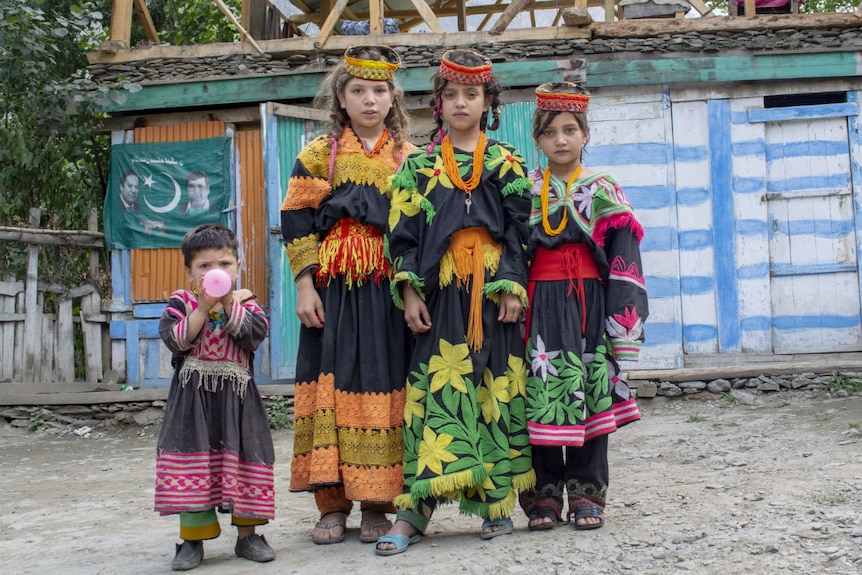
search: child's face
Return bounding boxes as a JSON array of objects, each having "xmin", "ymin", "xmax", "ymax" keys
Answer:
[
  {"xmin": 338, "ymin": 77, "xmax": 393, "ymax": 135},
  {"xmin": 440, "ymin": 82, "xmax": 490, "ymax": 134},
  {"xmin": 536, "ymin": 112, "xmax": 589, "ymax": 170},
  {"xmin": 185, "ymin": 247, "xmax": 240, "ymax": 291}
]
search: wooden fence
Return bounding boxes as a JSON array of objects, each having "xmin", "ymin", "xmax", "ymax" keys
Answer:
[{"xmin": 0, "ymin": 208, "xmax": 108, "ymax": 385}]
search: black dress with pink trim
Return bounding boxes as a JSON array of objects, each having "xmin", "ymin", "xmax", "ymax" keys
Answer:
[{"xmin": 154, "ymin": 290, "xmax": 274, "ymax": 520}]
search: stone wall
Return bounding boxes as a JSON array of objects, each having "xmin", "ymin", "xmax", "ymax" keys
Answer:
[
  {"xmin": 2, "ymin": 373, "xmax": 857, "ymax": 434},
  {"xmin": 86, "ymin": 26, "xmax": 862, "ymax": 87}
]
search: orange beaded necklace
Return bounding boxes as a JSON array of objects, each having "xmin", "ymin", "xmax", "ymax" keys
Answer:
[
  {"xmin": 540, "ymin": 166, "xmax": 582, "ymax": 236},
  {"xmin": 442, "ymin": 133, "xmax": 487, "ymax": 214},
  {"xmin": 361, "ymin": 129, "xmax": 389, "ymax": 158}
]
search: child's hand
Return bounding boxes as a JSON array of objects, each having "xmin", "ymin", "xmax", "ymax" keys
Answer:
[
  {"xmin": 498, "ymin": 292, "xmax": 523, "ymax": 323},
  {"xmin": 296, "ymin": 272, "xmax": 325, "ymax": 329},
  {"xmin": 403, "ymin": 286, "xmax": 431, "ymax": 334}
]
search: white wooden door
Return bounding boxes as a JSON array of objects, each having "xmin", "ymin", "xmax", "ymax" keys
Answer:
[{"xmin": 765, "ymin": 114, "xmax": 862, "ymax": 353}]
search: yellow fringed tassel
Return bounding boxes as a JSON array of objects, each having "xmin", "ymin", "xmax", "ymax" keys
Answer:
[
  {"xmin": 449, "ymin": 228, "xmax": 501, "ymax": 352},
  {"xmin": 512, "ymin": 468, "xmax": 537, "ymax": 492},
  {"xmin": 485, "ymin": 489, "xmax": 517, "ymax": 520}
]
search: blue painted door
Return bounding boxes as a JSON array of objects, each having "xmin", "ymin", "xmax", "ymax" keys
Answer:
[
  {"xmin": 262, "ymin": 104, "xmax": 325, "ymax": 380},
  {"xmin": 760, "ymin": 105, "xmax": 862, "ymax": 353}
]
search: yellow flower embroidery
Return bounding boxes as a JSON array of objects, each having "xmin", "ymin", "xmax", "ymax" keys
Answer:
[
  {"xmin": 417, "ymin": 156, "xmax": 453, "ymax": 194},
  {"xmin": 478, "ymin": 368, "xmax": 510, "ymax": 423},
  {"xmin": 417, "ymin": 427, "xmax": 458, "ymax": 476},
  {"xmin": 404, "ymin": 382, "xmax": 426, "ymax": 427},
  {"xmin": 428, "ymin": 339, "xmax": 473, "ymax": 393},
  {"xmin": 466, "ymin": 462, "xmax": 496, "ymax": 502},
  {"xmin": 488, "ymin": 148, "xmax": 526, "ymax": 180},
  {"xmin": 389, "ymin": 186, "xmax": 420, "ymax": 231},
  {"xmin": 507, "ymin": 354, "xmax": 527, "ymax": 398}
]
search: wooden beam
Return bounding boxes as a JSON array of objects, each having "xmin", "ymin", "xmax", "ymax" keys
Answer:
[
  {"xmin": 133, "ymin": 0, "xmax": 159, "ymax": 43},
  {"xmin": 86, "ymin": 13, "xmax": 862, "ymax": 66},
  {"xmin": 0, "ymin": 384, "xmax": 295, "ymax": 405},
  {"xmin": 456, "ymin": 0, "xmax": 467, "ymax": 31},
  {"xmin": 406, "ymin": 0, "xmax": 443, "ymax": 33},
  {"xmin": 489, "ymin": 0, "xmax": 531, "ymax": 35},
  {"xmin": 242, "ymin": 0, "xmax": 268, "ymax": 40},
  {"xmin": 213, "ymin": 0, "xmax": 265, "ymax": 53},
  {"xmin": 315, "ymin": 0, "xmax": 350, "ymax": 46},
  {"xmin": 271, "ymin": 102, "xmax": 329, "ymax": 120},
  {"xmin": 628, "ymin": 359, "xmax": 862, "ymax": 382},
  {"xmin": 107, "ymin": 0, "xmax": 133, "ymax": 47},
  {"xmin": 477, "ymin": 0, "xmax": 506, "ymax": 30},
  {"xmin": 369, "ymin": 0, "xmax": 384, "ymax": 35},
  {"xmin": 0, "ymin": 228, "xmax": 104, "ymax": 248}
]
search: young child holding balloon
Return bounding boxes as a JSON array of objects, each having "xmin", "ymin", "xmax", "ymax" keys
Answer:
[{"xmin": 155, "ymin": 223, "xmax": 277, "ymax": 571}]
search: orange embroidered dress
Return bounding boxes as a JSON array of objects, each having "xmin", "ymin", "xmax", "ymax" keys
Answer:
[{"xmin": 281, "ymin": 128, "xmax": 415, "ymax": 503}]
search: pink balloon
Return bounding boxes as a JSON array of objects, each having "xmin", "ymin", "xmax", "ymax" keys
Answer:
[{"xmin": 202, "ymin": 268, "xmax": 233, "ymax": 297}]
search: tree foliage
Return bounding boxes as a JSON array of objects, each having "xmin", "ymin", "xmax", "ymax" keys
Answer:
[
  {"xmin": 130, "ymin": 0, "xmax": 242, "ymax": 47},
  {"xmin": 0, "ymin": 0, "xmax": 110, "ymax": 283}
]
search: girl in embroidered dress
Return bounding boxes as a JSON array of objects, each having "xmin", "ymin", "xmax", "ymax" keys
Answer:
[
  {"xmin": 376, "ymin": 49, "xmax": 535, "ymax": 555},
  {"xmin": 280, "ymin": 44, "xmax": 415, "ymax": 546},
  {"xmin": 155, "ymin": 223, "xmax": 275, "ymax": 570},
  {"xmin": 518, "ymin": 82, "xmax": 648, "ymax": 532}
]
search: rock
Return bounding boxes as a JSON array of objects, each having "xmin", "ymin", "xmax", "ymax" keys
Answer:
[{"xmin": 707, "ymin": 378, "xmax": 731, "ymax": 393}]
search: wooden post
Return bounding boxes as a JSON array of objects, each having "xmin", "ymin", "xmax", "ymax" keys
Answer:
[
  {"xmin": 55, "ymin": 297, "xmax": 74, "ymax": 382},
  {"xmin": 108, "ymin": 0, "xmax": 134, "ymax": 47},
  {"xmin": 456, "ymin": 0, "xmax": 467, "ymax": 31},
  {"xmin": 82, "ymin": 209, "xmax": 104, "ymax": 384},
  {"xmin": 22, "ymin": 208, "xmax": 41, "ymax": 381},
  {"xmin": 744, "ymin": 0, "xmax": 757, "ymax": 14},
  {"xmin": 406, "ymin": 0, "xmax": 443, "ymax": 33},
  {"xmin": 213, "ymin": 0, "xmax": 265, "ymax": 54},
  {"xmin": 132, "ymin": 0, "xmax": 160, "ymax": 43},
  {"xmin": 489, "ymin": 0, "xmax": 530, "ymax": 35},
  {"xmin": 315, "ymin": 0, "xmax": 351, "ymax": 47},
  {"xmin": 369, "ymin": 0, "xmax": 384, "ymax": 35}
]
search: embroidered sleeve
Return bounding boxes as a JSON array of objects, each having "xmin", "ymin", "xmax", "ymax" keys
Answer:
[
  {"xmin": 158, "ymin": 290, "xmax": 198, "ymax": 353},
  {"xmin": 281, "ymin": 136, "xmax": 334, "ymax": 279},
  {"xmin": 224, "ymin": 294, "xmax": 270, "ymax": 351},
  {"xmin": 603, "ymin": 226, "xmax": 649, "ymax": 361},
  {"xmin": 387, "ymin": 150, "xmax": 427, "ymax": 307},
  {"xmin": 590, "ymin": 175, "xmax": 644, "ymax": 248},
  {"xmin": 488, "ymin": 142, "xmax": 531, "ymax": 292}
]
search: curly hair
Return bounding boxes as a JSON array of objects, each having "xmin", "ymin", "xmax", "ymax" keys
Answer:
[
  {"xmin": 427, "ymin": 49, "xmax": 503, "ymax": 147},
  {"xmin": 315, "ymin": 46, "xmax": 411, "ymax": 161}
]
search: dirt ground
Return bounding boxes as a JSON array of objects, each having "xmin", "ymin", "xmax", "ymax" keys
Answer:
[{"xmin": 1, "ymin": 390, "xmax": 861, "ymax": 575}]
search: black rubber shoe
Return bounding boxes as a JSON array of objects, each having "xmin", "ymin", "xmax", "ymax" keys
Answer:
[
  {"xmin": 172, "ymin": 540, "xmax": 203, "ymax": 571},
  {"xmin": 235, "ymin": 533, "xmax": 276, "ymax": 562}
]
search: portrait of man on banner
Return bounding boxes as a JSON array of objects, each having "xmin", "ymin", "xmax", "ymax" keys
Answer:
[{"xmin": 104, "ymin": 137, "xmax": 232, "ymax": 250}]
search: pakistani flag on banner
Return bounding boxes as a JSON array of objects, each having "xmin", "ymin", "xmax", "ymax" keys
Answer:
[{"xmin": 104, "ymin": 137, "xmax": 232, "ymax": 250}]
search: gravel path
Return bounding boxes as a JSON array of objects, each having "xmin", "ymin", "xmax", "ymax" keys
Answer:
[{"xmin": 1, "ymin": 390, "xmax": 860, "ymax": 575}]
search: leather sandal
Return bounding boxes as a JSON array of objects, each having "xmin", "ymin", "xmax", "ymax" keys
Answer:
[{"xmin": 311, "ymin": 513, "xmax": 347, "ymax": 545}]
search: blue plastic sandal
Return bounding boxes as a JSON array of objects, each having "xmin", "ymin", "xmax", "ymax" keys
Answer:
[
  {"xmin": 480, "ymin": 518, "xmax": 513, "ymax": 539},
  {"xmin": 374, "ymin": 533, "xmax": 422, "ymax": 556}
]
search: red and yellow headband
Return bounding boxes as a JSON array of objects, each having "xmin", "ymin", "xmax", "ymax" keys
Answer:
[
  {"xmin": 439, "ymin": 49, "xmax": 493, "ymax": 85},
  {"xmin": 343, "ymin": 44, "xmax": 401, "ymax": 81},
  {"xmin": 535, "ymin": 82, "xmax": 591, "ymax": 112}
]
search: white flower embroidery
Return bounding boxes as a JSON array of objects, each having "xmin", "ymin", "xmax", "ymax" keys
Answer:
[
  {"xmin": 530, "ymin": 334, "xmax": 560, "ymax": 382},
  {"xmin": 572, "ymin": 182, "xmax": 598, "ymax": 219}
]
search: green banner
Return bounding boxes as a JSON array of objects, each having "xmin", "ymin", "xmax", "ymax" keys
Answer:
[{"xmin": 104, "ymin": 137, "xmax": 232, "ymax": 249}]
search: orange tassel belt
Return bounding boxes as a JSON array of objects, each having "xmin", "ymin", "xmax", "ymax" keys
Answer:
[
  {"xmin": 449, "ymin": 227, "xmax": 502, "ymax": 352},
  {"xmin": 317, "ymin": 218, "xmax": 390, "ymax": 287},
  {"xmin": 528, "ymin": 244, "xmax": 600, "ymax": 333}
]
